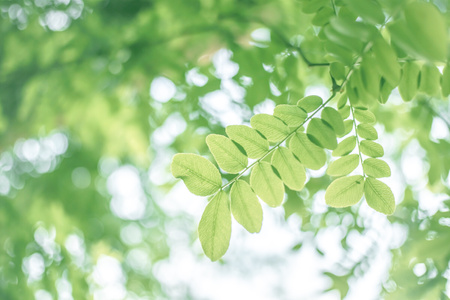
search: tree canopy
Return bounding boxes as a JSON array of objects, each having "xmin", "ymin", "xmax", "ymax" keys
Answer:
[{"xmin": 1, "ymin": 0, "xmax": 450, "ymax": 299}]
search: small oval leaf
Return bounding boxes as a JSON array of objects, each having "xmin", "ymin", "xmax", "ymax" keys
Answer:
[
  {"xmin": 206, "ymin": 134, "xmax": 248, "ymax": 174},
  {"xmin": 250, "ymin": 162, "xmax": 285, "ymax": 207},
  {"xmin": 322, "ymin": 107, "xmax": 345, "ymax": 135},
  {"xmin": 327, "ymin": 154, "xmax": 360, "ymax": 177},
  {"xmin": 250, "ymin": 114, "xmax": 290, "ymax": 142},
  {"xmin": 226, "ymin": 125, "xmax": 269, "ymax": 159},
  {"xmin": 357, "ymin": 124, "xmax": 378, "ymax": 140},
  {"xmin": 363, "ymin": 158, "xmax": 391, "ymax": 178},
  {"xmin": 354, "ymin": 109, "xmax": 376, "ymax": 124},
  {"xmin": 230, "ymin": 180, "xmax": 263, "ymax": 233},
  {"xmin": 399, "ymin": 62, "xmax": 420, "ymax": 102},
  {"xmin": 289, "ymin": 132, "xmax": 327, "ymax": 170},
  {"xmin": 271, "ymin": 147, "xmax": 306, "ymax": 191},
  {"xmin": 325, "ymin": 175, "xmax": 365, "ymax": 208},
  {"xmin": 274, "ymin": 105, "xmax": 307, "ymax": 127},
  {"xmin": 332, "ymin": 136, "xmax": 357, "ymax": 157},
  {"xmin": 171, "ymin": 153, "xmax": 222, "ymax": 196},
  {"xmin": 364, "ymin": 177, "xmax": 395, "ymax": 215},
  {"xmin": 307, "ymin": 118, "xmax": 337, "ymax": 150},
  {"xmin": 297, "ymin": 95, "xmax": 323, "ymax": 113},
  {"xmin": 198, "ymin": 190, "xmax": 231, "ymax": 261},
  {"xmin": 360, "ymin": 140, "xmax": 384, "ymax": 157}
]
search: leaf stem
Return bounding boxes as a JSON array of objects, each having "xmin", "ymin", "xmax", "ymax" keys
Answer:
[{"xmin": 350, "ymin": 104, "xmax": 366, "ymax": 177}]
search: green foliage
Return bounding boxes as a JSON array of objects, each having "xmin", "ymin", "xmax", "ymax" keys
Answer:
[
  {"xmin": 171, "ymin": 153, "xmax": 222, "ymax": 196},
  {"xmin": 2, "ymin": 0, "xmax": 450, "ymax": 297},
  {"xmin": 198, "ymin": 191, "xmax": 232, "ymax": 261}
]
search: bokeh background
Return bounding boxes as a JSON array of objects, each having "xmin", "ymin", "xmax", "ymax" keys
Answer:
[{"xmin": 1, "ymin": 0, "xmax": 450, "ymax": 299}]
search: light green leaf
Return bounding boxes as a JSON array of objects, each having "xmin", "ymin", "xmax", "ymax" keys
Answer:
[
  {"xmin": 357, "ymin": 124, "xmax": 378, "ymax": 140},
  {"xmin": 330, "ymin": 62, "xmax": 346, "ymax": 81},
  {"xmin": 419, "ymin": 64, "xmax": 441, "ymax": 96},
  {"xmin": 226, "ymin": 125, "xmax": 269, "ymax": 159},
  {"xmin": 274, "ymin": 105, "xmax": 307, "ymax": 127},
  {"xmin": 442, "ymin": 65, "xmax": 450, "ymax": 97},
  {"xmin": 325, "ymin": 175, "xmax": 365, "ymax": 207},
  {"xmin": 198, "ymin": 191, "xmax": 231, "ymax": 261},
  {"xmin": 360, "ymin": 140, "xmax": 384, "ymax": 157},
  {"xmin": 364, "ymin": 177, "xmax": 395, "ymax": 215},
  {"xmin": 354, "ymin": 108, "xmax": 376, "ymax": 124},
  {"xmin": 322, "ymin": 107, "xmax": 345, "ymax": 135},
  {"xmin": 339, "ymin": 105, "xmax": 351, "ymax": 120},
  {"xmin": 343, "ymin": 0, "xmax": 385, "ymax": 25},
  {"xmin": 250, "ymin": 162, "xmax": 285, "ymax": 207},
  {"xmin": 271, "ymin": 147, "xmax": 306, "ymax": 191},
  {"xmin": 327, "ymin": 154, "xmax": 360, "ymax": 177},
  {"xmin": 372, "ymin": 37, "xmax": 401, "ymax": 86},
  {"xmin": 399, "ymin": 62, "xmax": 420, "ymax": 102},
  {"xmin": 363, "ymin": 158, "xmax": 391, "ymax": 178},
  {"xmin": 250, "ymin": 114, "xmax": 290, "ymax": 142},
  {"xmin": 404, "ymin": 2, "xmax": 447, "ymax": 62},
  {"xmin": 289, "ymin": 132, "xmax": 327, "ymax": 170},
  {"xmin": 297, "ymin": 95, "xmax": 323, "ymax": 113},
  {"xmin": 171, "ymin": 153, "xmax": 222, "ymax": 196},
  {"xmin": 337, "ymin": 93, "xmax": 348, "ymax": 109},
  {"xmin": 230, "ymin": 180, "xmax": 263, "ymax": 233},
  {"xmin": 332, "ymin": 136, "xmax": 356, "ymax": 157},
  {"xmin": 206, "ymin": 134, "xmax": 248, "ymax": 174},
  {"xmin": 360, "ymin": 54, "xmax": 381, "ymax": 101},
  {"xmin": 339, "ymin": 119, "xmax": 354, "ymax": 137},
  {"xmin": 307, "ymin": 118, "xmax": 337, "ymax": 150},
  {"xmin": 312, "ymin": 6, "xmax": 334, "ymax": 27}
]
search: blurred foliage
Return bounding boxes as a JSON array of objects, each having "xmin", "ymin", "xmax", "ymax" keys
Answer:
[{"xmin": 0, "ymin": 0, "xmax": 450, "ymax": 299}]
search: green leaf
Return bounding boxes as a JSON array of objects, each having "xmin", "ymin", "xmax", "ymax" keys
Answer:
[
  {"xmin": 198, "ymin": 190, "xmax": 231, "ymax": 261},
  {"xmin": 289, "ymin": 132, "xmax": 327, "ymax": 170},
  {"xmin": 325, "ymin": 175, "xmax": 365, "ymax": 207},
  {"xmin": 171, "ymin": 153, "xmax": 222, "ymax": 196},
  {"xmin": 271, "ymin": 147, "xmax": 306, "ymax": 191},
  {"xmin": 332, "ymin": 136, "xmax": 356, "ymax": 157},
  {"xmin": 419, "ymin": 64, "xmax": 441, "ymax": 96},
  {"xmin": 274, "ymin": 105, "xmax": 307, "ymax": 127},
  {"xmin": 364, "ymin": 177, "xmax": 395, "ymax": 215},
  {"xmin": 442, "ymin": 65, "xmax": 450, "ymax": 97},
  {"xmin": 206, "ymin": 134, "xmax": 248, "ymax": 174},
  {"xmin": 307, "ymin": 118, "xmax": 337, "ymax": 150},
  {"xmin": 360, "ymin": 140, "xmax": 384, "ymax": 157},
  {"xmin": 357, "ymin": 124, "xmax": 378, "ymax": 140},
  {"xmin": 322, "ymin": 107, "xmax": 345, "ymax": 135},
  {"xmin": 372, "ymin": 37, "xmax": 401, "ymax": 86},
  {"xmin": 360, "ymin": 54, "xmax": 381, "ymax": 101},
  {"xmin": 312, "ymin": 6, "xmax": 335, "ymax": 27},
  {"xmin": 297, "ymin": 95, "xmax": 323, "ymax": 113},
  {"xmin": 337, "ymin": 93, "xmax": 348, "ymax": 109},
  {"xmin": 226, "ymin": 125, "xmax": 269, "ymax": 159},
  {"xmin": 343, "ymin": 0, "xmax": 385, "ymax": 25},
  {"xmin": 399, "ymin": 62, "xmax": 420, "ymax": 102},
  {"xmin": 250, "ymin": 114, "xmax": 290, "ymax": 142},
  {"xmin": 338, "ymin": 105, "xmax": 350, "ymax": 119},
  {"xmin": 330, "ymin": 62, "xmax": 346, "ymax": 81},
  {"xmin": 354, "ymin": 108, "xmax": 376, "ymax": 124},
  {"xmin": 404, "ymin": 2, "xmax": 447, "ymax": 62},
  {"xmin": 230, "ymin": 180, "xmax": 263, "ymax": 233},
  {"xmin": 363, "ymin": 158, "xmax": 391, "ymax": 178},
  {"xmin": 250, "ymin": 162, "xmax": 285, "ymax": 207},
  {"xmin": 327, "ymin": 154, "xmax": 360, "ymax": 177},
  {"xmin": 339, "ymin": 119, "xmax": 354, "ymax": 137}
]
